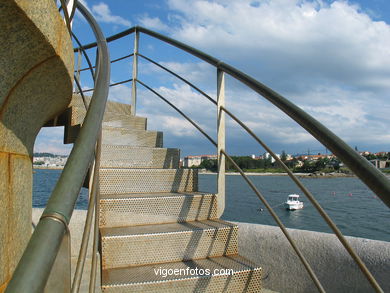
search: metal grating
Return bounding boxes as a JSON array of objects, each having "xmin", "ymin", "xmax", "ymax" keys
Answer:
[
  {"xmin": 70, "ymin": 94, "xmax": 132, "ymax": 115},
  {"xmin": 101, "ymin": 255, "xmax": 261, "ymax": 293},
  {"xmin": 99, "ymin": 192, "xmax": 217, "ymax": 227},
  {"xmin": 102, "ymin": 115, "xmax": 147, "ymax": 130},
  {"xmin": 100, "ymin": 220, "xmax": 238, "ymax": 269},
  {"xmin": 99, "ymin": 169, "xmax": 197, "ymax": 194},
  {"xmin": 100, "ymin": 145, "xmax": 179, "ymax": 169},
  {"xmin": 70, "ymin": 106, "xmax": 143, "ymax": 127},
  {"xmin": 101, "ymin": 128, "xmax": 163, "ymax": 147}
]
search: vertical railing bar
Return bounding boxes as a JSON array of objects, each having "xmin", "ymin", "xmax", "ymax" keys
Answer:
[
  {"xmin": 131, "ymin": 28, "xmax": 139, "ymax": 115},
  {"xmin": 75, "ymin": 49, "xmax": 82, "ymax": 91},
  {"xmin": 221, "ymin": 149, "xmax": 326, "ymax": 293},
  {"xmin": 220, "ymin": 105, "xmax": 384, "ymax": 293},
  {"xmin": 72, "ymin": 32, "xmax": 96, "ymax": 81},
  {"xmin": 217, "ymin": 69, "xmax": 226, "ymax": 217},
  {"xmin": 88, "ymin": 131, "xmax": 102, "ymax": 293},
  {"xmin": 70, "ymin": 148, "xmax": 99, "ymax": 293}
]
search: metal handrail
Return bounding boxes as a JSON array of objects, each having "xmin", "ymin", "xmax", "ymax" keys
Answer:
[
  {"xmin": 74, "ymin": 25, "xmax": 388, "ymax": 291},
  {"xmin": 137, "ymin": 53, "xmax": 216, "ymax": 105},
  {"xmin": 75, "ymin": 26, "xmax": 390, "ymax": 208},
  {"xmin": 137, "ymin": 79, "xmax": 384, "ymax": 292},
  {"xmin": 137, "ymin": 79, "xmax": 217, "ymax": 146},
  {"xmin": 76, "ymin": 53, "xmax": 133, "ymax": 73},
  {"xmin": 136, "ymin": 80, "xmax": 327, "ymax": 291},
  {"xmin": 72, "ymin": 32, "xmax": 96, "ymax": 80},
  {"xmin": 219, "ymin": 106, "xmax": 384, "ymax": 292},
  {"xmin": 5, "ymin": 2, "xmax": 110, "ymax": 292},
  {"xmin": 76, "ymin": 78, "xmax": 132, "ymax": 93}
]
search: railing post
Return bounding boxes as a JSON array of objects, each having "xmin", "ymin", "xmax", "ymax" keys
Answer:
[
  {"xmin": 217, "ymin": 69, "xmax": 225, "ymax": 217},
  {"xmin": 74, "ymin": 49, "xmax": 82, "ymax": 91},
  {"xmin": 131, "ymin": 28, "xmax": 139, "ymax": 115}
]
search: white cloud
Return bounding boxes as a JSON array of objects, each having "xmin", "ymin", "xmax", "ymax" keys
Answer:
[
  {"xmin": 166, "ymin": 0, "xmax": 390, "ymax": 93},
  {"xmin": 144, "ymin": 0, "xmax": 390, "ymax": 152},
  {"xmin": 34, "ymin": 127, "xmax": 72, "ymax": 155},
  {"xmin": 92, "ymin": 2, "xmax": 131, "ymax": 26},
  {"xmin": 138, "ymin": 15, "xmax": 170, "ymax": 32},
  {"xmin": 108, "ymin": 83, "xmax": 132, "ymax": 103}
]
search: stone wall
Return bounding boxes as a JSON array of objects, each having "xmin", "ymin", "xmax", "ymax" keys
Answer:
[{"xmin": 236, "ymin": 222, "xmax": 390, "ymax": 293}]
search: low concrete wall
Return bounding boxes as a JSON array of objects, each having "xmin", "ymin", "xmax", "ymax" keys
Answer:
[
  {"xmin": 32, "ymin": 209, "xmax": 388, "ymax": 292},
  {"xmin": 33, "ymin": 209, "xmax": 101, "ymax": 293},
  {"xmin": 235, "ymin": 222, "xmax": 390, "ymax": 293}
]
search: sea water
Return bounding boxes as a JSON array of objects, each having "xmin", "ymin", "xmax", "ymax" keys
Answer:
[{"xmin": 33, "ymin": 169, "xmax": 390, "ymax": 242}]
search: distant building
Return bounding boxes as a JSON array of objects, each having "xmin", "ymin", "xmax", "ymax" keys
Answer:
[
  {"xmin": 183, "ymin": 155, "xmax": 217, "ymax": 167},
  {"xmin": 297, "ymin": 154, "xmax": 332, "ymax": 161},
  {"xmin": 262, "ymin": 152, "xmax": 280, "ymax": 163},
  {"xmin": 369, "ymin": 159, "xmax": 388, "ymax": 169},
  {"xmin": 33, "ymin": 156, "xmax": 67, "ymax": 167}
]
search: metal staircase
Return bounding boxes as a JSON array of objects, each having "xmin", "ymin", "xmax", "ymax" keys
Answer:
[
  {"xmin": 4, "ymin": 1, "xmax": 389, "ymax": 292},
  {"xmin": 67, "ymin": 95, "xmax": 262, "ymax": 292}
]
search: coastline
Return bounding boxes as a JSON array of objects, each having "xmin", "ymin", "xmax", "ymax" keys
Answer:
[
  {"xmin": 198, "ymin": 170, "xmax": 356, "ymax": 178},
  {"xmin": 33, "ymin": 167, "xmax": 389, "ymax": 179},
  {"xmin": 33, "ymin": 166, "xmax": 64, "ymax": 170}
]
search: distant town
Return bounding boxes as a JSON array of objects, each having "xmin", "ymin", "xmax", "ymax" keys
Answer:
[
  {"xmin": 34, "ymin": 150, "xmax": 390, "ymax": 174},
  {"xmin": 181, "ymin": 151, "xmax": 390, "ymax": 174}
]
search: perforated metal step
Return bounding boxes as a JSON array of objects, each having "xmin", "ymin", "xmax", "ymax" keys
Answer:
[
  {"xmin": 101, "ymin": 127, "xmax": 163, "ymax": 147},
  {"xmin": 99, "ymin": 168, "xmax": 198, "ymax": 194},
  {"xmin": 99, "ymin": 192, "xmax": 217, "ymax": 227},
  {"xmin": 70, "ymin": 94, "xmax": 132, "ymax": 115},
  {"xmin": 100, "ymin": 219, "xmax": 238, "ymax": 269},
  {"xmin": 69, "ymin": 106, "xmax": 146, "ymax": 128},
  {"xmin": 102, "ymin": 114, "xmax": 147, "ymax": 130},
  {"xmin": 100, "ymin": 145, "xmax": 179, "ymax": 169},
  {"xmin": 101, "ymin": 255, "xmax": 261, "ymax": 293}
]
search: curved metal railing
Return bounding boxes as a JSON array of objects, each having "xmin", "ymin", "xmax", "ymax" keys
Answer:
[
  {"xmin": 7, "ymin": 3, "xmax": 388, "ymax": 290},
  {"xmin": 6, "ymin": 2, "xmax": 110, "ymax": 292},
  {"xmin": 78, "ymin": 26, "xmax": 390, "ymax": 209},
  {"xmin": 76, "ymin": 26, "xmax": 388, "ymax": 292}
]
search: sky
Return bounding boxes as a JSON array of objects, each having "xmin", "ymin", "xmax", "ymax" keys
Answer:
[{"xmin": 35, "ymin": 0, "xmax": 390, "ymax": 157}]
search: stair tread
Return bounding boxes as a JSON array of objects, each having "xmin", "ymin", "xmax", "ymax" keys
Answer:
[
  {"xmin": 102, "ymin": 126, "xmax": 159, "ymax": 133},
  {"xmin": 100, "ymin": 145, "xmax": 180, "ymax": 169},
  {"xmin": 101, "ymin": 144, "xmax": 178, "ymax": 151},
  {"xmin": 102, "ymin": 255, "xmax": 261, "ymax": 286},
  {"xmin": 100, "ymin": 191, "xmax": 213, "ymax": 200},
  {"xmin": 100, "ymin": 219, "xmax": 236, "ymax": 237}
]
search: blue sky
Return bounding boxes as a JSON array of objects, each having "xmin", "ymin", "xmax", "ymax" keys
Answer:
[{"xmin": 35, "ymin": 0, "xmax": 390, "ymax": 157}]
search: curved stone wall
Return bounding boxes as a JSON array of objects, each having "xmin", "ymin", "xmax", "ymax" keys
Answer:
[
  {"xmin": 0, "ymin": 1, "xmax": 73, "ymax": 290},
  {"xmin": 236, "ymin": 222, "xmax": 390, "ymax": 293}
]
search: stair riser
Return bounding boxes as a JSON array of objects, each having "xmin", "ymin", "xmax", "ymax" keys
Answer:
[
  {"xmin": 102, "ymin": 116, "xmax": 146, "ymax": 130},
  {"xmin": 101, "ymin": 269, "xmax": 261, "ymax": 293},
  {"xmin": 99, "ymin": 169, "xmax": 198, "ymax": 194},
  {"xmin": 70, "ymin": 95, "xmax": 132, "ymax": 116},
  {"xmin": 101, "ymin": 227, "xmax": 238, "ymax": 269},
  {"xmin": 69, "ymin": 106, "xmax": 139, "ymax": 126},
  {"xmin": 100, "ymin": 146, "xmax": 179, "ymax": 169},
  {"xmin": 100, "ymin": 194, "xmax": 217, "ymax": 227},
  {"xmin": 101, "ymin": 129, "xmax": 163, "ymax": 147}
]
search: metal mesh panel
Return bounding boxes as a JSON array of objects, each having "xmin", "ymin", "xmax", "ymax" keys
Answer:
[
  {"xmin": 99, "ymin": 193, "xmax": 217, "ymax": 227},
  {"xmin": 101, "ymin": 255, "xmax": 262, "ymax": 293},
  {"xmin": 102, "ymin": 115, "xmax": 147, "ymax": 130},
  {"xmin": 100, "ymin": 145, "xmax": 179, "ymax": 168},
  {"xmin": 99, "ymin": 169, "xmax": 197, "ymax": 194},
  {"xmin": 101, "ymin": 220, "xmax": 238, "ymax": 268},
  {"xmin": 101, "ymin": 128, "xmax": 163, "ymax": 147},
  {"xmin": 70, "ymin": 106, "xmax": 145, "ymax": 128},
  {"xmin": 70, "ymin": 94, "xmax": 132, "ymax": 115}
]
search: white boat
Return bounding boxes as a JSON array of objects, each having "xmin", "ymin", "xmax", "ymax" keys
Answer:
[{"xmin": 285, "ymin": 194, "xmax": 304, "ymax": 210}]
